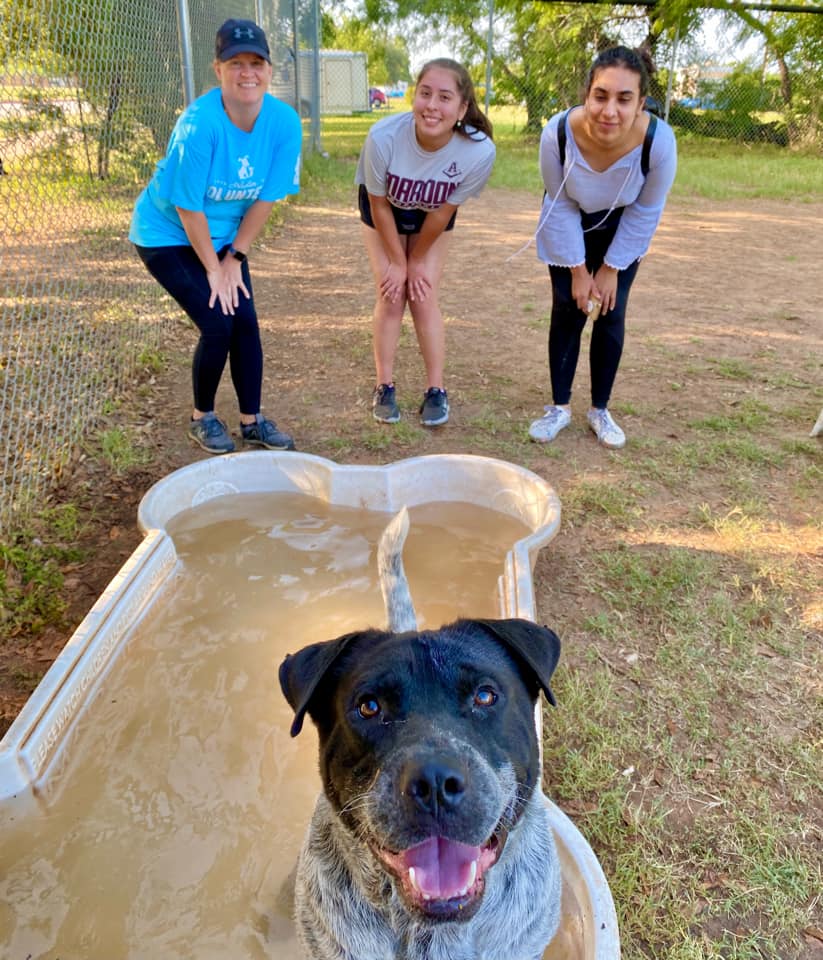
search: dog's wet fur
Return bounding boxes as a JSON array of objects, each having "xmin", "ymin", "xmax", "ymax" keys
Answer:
[{"xmin": 279, "ymin": 507, "xmax": 562, "ymax": 960}]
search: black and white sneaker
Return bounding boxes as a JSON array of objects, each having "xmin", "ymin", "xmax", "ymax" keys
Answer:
[
  {"xmin": 241, "ymin": 413, "xmax": 296, "ymax": 451},
  {"xmin": 419, "ymin": 387, "xmax": 449, "ymax": 427},
  {"xmin": 187, "ymin": 412, "xmax": 235, "ymax": 454},
  {"xmin": 372, "ymin": 383, "xmax": 401, "ymax": 423}
]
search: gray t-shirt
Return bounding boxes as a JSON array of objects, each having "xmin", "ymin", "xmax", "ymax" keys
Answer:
[{"xmin": 355, "ymin": 112, "xmax": 495, "ymax": 211}]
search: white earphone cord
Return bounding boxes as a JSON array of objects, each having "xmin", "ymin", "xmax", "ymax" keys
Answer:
[{"xmin": 506, "ymin": 161, "xmax": 632, "ymax": 264}]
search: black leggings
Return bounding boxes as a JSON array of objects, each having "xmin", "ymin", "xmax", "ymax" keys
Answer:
[
  {"xmin": 135, "ymin": 244, "xmax": 263, "ymax": 415},
  {"xmin": 548, "ymin": 208, "xmax": 640, "ymax": 409}
]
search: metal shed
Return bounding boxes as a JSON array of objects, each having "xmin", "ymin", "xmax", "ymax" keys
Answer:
[{"xmin": 272, "ymin": 50, "xmax": 370, "ymax": 116}]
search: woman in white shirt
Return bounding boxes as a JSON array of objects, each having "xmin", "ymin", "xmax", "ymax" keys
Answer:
[
  {"xmin": 355, "ymin": 59, "xmax": 496, "ymax": 427},
  {"xmin": 529, "ymin": 46, "xmax": 677, "ymax": 449}
]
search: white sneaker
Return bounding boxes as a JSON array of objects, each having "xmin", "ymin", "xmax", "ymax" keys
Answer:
[
  {"xmin": 528, "ymin": 405, "xmax": 571, "ymax": 443},
  {"xmin": 587, "ymin": 408, "xmax": 626, "ymax": 449}
]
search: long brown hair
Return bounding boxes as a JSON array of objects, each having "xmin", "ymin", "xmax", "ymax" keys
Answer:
[{"xmin": 416, "ymin": 58, "xmax": 494, "ymax": 141}]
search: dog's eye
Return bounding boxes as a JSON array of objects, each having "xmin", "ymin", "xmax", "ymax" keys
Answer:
[
  {"xmin": 474, "ymin": 686, "xmax": 498, "ymax": 708},
  {"xmin": 357, "ymin": 697, "xmax": 381, "ymax": 719}
]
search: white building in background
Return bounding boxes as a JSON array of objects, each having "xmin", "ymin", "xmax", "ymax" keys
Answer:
[{"xmin": 273, "ymin": 50, "xmax": 370, "ymax": 116}]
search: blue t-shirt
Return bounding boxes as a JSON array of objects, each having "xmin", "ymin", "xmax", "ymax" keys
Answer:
[{"xmin": 130, "ymin": 87, "xmax": 302, "ymax": 249}]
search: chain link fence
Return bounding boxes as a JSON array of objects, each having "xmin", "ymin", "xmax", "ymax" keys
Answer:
[
  {"xmin": 0, "ymin": 0, "xmax": 320, "ymax": 533},
  {"xmin": 471, "ymin": 4, "xmax": 821, "ymax": 148},
  {"xmin": 1, "ymin": 0, "xmax": 819, "ymax": 532}
]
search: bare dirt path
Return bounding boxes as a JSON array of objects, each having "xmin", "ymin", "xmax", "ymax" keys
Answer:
[{"xmin": 3, "ymin": 187, "xmax": 821, "ymax": 728}]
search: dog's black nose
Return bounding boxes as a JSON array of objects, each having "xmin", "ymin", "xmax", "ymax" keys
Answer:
[{"xmin": 403, "ymin": 761, "xmax": 466, "ymax": 815}]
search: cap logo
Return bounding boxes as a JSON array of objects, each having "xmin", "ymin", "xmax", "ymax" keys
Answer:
[{"xmin": 234, "ymin": 27, "xmax": 256, "ymax": 40}]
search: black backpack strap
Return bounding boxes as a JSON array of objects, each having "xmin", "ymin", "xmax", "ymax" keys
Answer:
[
  {"xmin": 557, "ymin": 108, "xmax": 572, "ymax": 166},
  {"xmin": 641, "ymin": 113, "xmax": 657, "ymax": 177},
  {"xmin": 555, "ymin": 106, "xmax": 655, "ymax": 177}
]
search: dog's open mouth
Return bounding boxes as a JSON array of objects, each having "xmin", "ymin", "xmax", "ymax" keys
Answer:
[{"xmin": 375, "ymin": 828, "xmax": 505, "ymax": 919}]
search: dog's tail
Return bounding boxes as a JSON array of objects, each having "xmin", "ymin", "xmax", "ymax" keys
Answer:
[{"xmin": 377, "ymin": 506, "xmax": 418, "ymax": 633}]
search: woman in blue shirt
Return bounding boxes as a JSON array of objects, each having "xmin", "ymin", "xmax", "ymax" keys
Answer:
[
  {"xmin": 130, "ymin": 19, "xmax": 302, "ymax": 454},
  {"xmin": 529, "ymin": 46, "xmax": 677, "ymax": 449}
]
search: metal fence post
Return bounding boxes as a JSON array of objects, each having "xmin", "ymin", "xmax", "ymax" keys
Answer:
[
  {"xmin": 175, "ymin": 0, "xmax": 195, "ymax": 106},
  {"xmin": 484, "ymin": 0, "xmax": 494, "ymax": 115},
  {"xmin": 664, "ymin": 22, "xmax": 681, "ymax": 123},
  {"xmin": 310, "ymin": 0, "xmax": 323, "ymax": 153},
  {"xmin": 292, "ymin": 0, "xmax": 302, "ymax": 119}
]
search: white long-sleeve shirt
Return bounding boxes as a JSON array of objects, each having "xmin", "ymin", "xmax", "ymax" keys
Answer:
[{"xmin": 536, "ymin": 108, "xmax": 677, "ymax": 270}]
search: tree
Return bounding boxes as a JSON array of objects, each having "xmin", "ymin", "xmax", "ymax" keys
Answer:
[
  {"xmin": 643, "ymin": 0, "xmax": 821, "ymax": 144},
  {"xmin": 332, "ymin": 0, "xmax": 675, "ymax": 133},
  {"xmin": 325, "ymin": 14, "xmax": 411, "ymax": 86}
]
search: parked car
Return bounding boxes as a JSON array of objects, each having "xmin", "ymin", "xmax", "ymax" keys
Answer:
[
  {"xmin": 678, "ymin": 96, "xmax": 718, "ymax": 110},
  {"xmin": 369, "ymin": 87, "xmax": 387, "ymax": 109}
]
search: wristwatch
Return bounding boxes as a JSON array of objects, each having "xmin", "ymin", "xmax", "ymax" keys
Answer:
[{"xmin": 228, "ymin": 245, "xmax": 247, "ymax": 263}]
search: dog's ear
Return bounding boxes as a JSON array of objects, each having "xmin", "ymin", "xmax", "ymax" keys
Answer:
[
  {"xmin": 279, "ymin": 632, "xmax": 362, "ymax": 737},
  {"xmin": 472, "ymin": 618, "xmax": 561, "ymax": 706}
]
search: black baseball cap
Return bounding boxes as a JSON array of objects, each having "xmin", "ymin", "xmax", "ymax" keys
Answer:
[{"xmin": 215, "ymin": 19, "xmax": 271, "ymax": 63}]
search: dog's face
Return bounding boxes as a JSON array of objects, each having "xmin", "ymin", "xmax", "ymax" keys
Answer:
[{"xmin": 280, "ymin": 618, "xmax": 560, "ymax": 923}]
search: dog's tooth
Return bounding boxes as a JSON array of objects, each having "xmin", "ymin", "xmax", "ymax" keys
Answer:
[
  {"xmin": 468, "ymin": 859, "xmax": 478, "ymax": 887},
  {"xmin": 408, "ymin": 866, "xmax": 419, "ymax": 894}
]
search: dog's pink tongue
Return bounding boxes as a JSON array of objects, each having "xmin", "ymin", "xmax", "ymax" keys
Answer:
[{"xmin": 401, "ymin": 837, "xmax": 480, "ymax": 899}]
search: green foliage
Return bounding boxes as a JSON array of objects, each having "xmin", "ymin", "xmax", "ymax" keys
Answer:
[
  {"xmin": 326, "ymin": 15, "xmax": 411, "ymax": 86},
  {"xmin": 98, "ymin": 427, "xmax": 152, "ymax": 473},
  {"xmin": 302, "ymin": 110, "xmax": 822, "ymax": 204},
  {"xmin": 671, "ymin": 137, "xmax": 823, "ymax": 201},
  {"xmin": 485, "ymin": 5, "xmax": 608, "ymax": 134},
  {"xmin": 0, "ymin": 506, "xmax": 85, "ymax": 636},
  {"xmin": 3, "ymin": 0, "xmax": 184, "ymax": 177},
  {"xmin": 335, "ymin": 0, "xmax": 821, "ymax": 147}
]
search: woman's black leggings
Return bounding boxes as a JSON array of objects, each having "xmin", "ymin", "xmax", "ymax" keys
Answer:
[
  {"xmin": 135, "ymin": 244, "xmax": 263, "ymax": 415},
  {"xmin": 547, "ymin": 208, "xmax": 640, "ymax": 409}
]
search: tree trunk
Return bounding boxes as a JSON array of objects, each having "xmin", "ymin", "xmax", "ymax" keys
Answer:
[
  {"xmin": 773, "ymin": 50, "xmax": 799, "ymax": 144},
  {"xmin": 97, "ymin": 71, "xmax": 122, "ymax": 179}
]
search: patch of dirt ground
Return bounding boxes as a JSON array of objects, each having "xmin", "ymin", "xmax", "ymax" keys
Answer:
[
  {"xmin": 1, "ymin": 189, "xmax": 821, "ymax": 956},
  {"xmin": 3, "ymin": 187, "xmax": 821, "ymax": 729}
]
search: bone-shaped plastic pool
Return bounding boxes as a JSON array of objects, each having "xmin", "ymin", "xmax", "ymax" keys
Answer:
[{"xmin": 0, "ymin": 452, "xmax": 619, "ymax": 959}]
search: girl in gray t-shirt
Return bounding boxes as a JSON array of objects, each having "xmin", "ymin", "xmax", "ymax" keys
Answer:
[{"xmin": 355, "ymin": 58, "xmax": 496, "ymax": 427}]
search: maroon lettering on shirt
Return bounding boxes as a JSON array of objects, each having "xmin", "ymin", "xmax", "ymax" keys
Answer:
[{"xmin": 386, "ymin": 172, "xmax": 461, "ymax": 210}]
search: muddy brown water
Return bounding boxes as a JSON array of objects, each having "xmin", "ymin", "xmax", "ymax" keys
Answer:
[{"xmin": 0, "ymin": 495, "xmax": 586, "ymax": 958}]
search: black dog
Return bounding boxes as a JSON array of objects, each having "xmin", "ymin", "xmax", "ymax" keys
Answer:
[{"xmin": 279, "ymin": 510, "xmax": 562, "ymax": 959}]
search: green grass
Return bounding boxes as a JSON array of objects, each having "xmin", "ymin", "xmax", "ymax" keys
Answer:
[
  {"xmin": 303, "ymin": 108, "xmax": 823, "ymax": 204},
  {"xmin": 98, "ymin": 426, "xmax": 153, "ymax": 473},
  {"xmin": 670, "ymin": 133, "xmax": 823, "ymax": 201},
  {"xmin": 0, "ymin": 505, "xmax": 86, "ymax": 637},
  {"xmin": 543, "ymin": 532, "xmax": 822, "ymax": 957},
  {"xmin": 3, "ymin": 101, "xmax": 820, "ymax": 960},
  {"xmin": 359, "ymin": 420, "xmax": 421, "ymax": 452},
  {"xmin": 561, "ymin": 479, "xmax": 643, "ymax": 525}
]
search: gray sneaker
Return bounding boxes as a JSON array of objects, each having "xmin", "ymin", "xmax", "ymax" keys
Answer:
[
  {"xmin": 587, "ymin": 408, "xmax": 626, "ymax": 449},
  {"xmin": 373, "ymin": 383, "xmax": 400, "ymax": 423},
  {"xmin": 528, "ymin": 405, "xmax": 571, "ymax": 443},
  {"xmin": 188, "ymin": 412, "xmax": 235, "ymax": 454},
  {"xmin": 241, "ymin": 413, "xmax": 296, "ymax": 451},
  {"xmin": 420, "ymin": 387, "xmax": 449, "ymax": 426}
]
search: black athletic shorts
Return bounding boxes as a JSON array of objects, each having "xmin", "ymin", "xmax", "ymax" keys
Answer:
[{"xmin": 358, "ymin": 184, "xmax": 457, "ymax": 235}]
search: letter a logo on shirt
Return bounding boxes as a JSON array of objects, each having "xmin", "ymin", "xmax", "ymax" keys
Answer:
[{"xmin": 443, "ymin": 161, "xmax": 461, "ymax": 179}]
